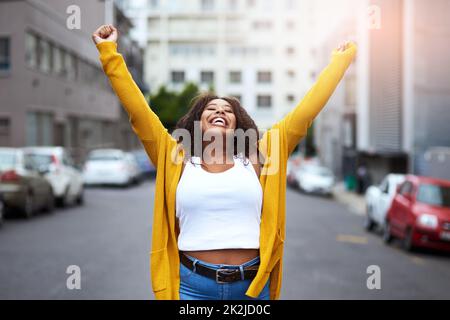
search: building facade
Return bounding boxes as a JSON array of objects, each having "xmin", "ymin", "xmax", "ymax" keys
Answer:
[
  {"xmin": 314, "ymin": 0, "xmax": 450, "ymax": 184},
  {"xmin": 120, "ymin": 0, "xmax": 321, "ymax": 130},
  {"xmin": 0, "ymin": 0, "xmax": 119, "ymax": 163},
  {"xmin": 0, "ymin": 0, "xmax": 148, "ymax": 163}
]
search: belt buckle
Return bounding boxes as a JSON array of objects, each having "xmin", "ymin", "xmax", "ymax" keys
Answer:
[{"xmin": 215, "ymin": 268, "xmax": 236, "ymax": 284}]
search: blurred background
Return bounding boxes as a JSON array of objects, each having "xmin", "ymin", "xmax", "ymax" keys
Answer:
[{"xmin": 0, "ymin": 0, "xmax": 449, "ymax": 299}]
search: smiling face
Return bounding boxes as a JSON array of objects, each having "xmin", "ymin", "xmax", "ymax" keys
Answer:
[{"xmin": 200, "ymin": 98, "xmax": 237, "ymax": 135}]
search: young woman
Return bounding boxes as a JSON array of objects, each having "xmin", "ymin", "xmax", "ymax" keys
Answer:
[{"xmin": 92, "ymin": 24, "xmax": 356, "ymax": 300}]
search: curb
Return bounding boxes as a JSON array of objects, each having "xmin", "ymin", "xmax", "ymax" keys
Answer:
[{"xmin": 332, "ymin": 182, "xmax": 366, "ymax": 216}]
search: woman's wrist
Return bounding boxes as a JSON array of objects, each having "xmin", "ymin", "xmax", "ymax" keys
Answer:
[{"xmin": 96, "ymin": 41, "xmax": 118, "ymax": 54}]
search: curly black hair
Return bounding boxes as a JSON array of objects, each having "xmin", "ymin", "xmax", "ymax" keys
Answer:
[{"xmin": 174, "ymin": 92, "xmax": 261, "ymax": 165}]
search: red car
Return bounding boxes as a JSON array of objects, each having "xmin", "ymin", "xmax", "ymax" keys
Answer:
[{"xmin": 384, "ymin": 175, "xmax": 450, "ymax": 252}]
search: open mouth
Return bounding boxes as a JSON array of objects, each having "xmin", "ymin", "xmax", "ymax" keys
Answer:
[{"xmin": 209, "ymin": 117, "xmax": 228, "ymax": 127}]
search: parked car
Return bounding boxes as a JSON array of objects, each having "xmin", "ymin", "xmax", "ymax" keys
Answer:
[
  {"xmin": 130, "ymin": 149, "xmax": 156, "ymax": 179},
  {"xmin": 287, "ymin": 154, "xmax": 302, "ymax": 188},
  {"xmin": 125, "ymin": 152, "xmax": 142, "ymax": 184},
  {"xmin": 22, "ymin": 147, "xmax": 84, "ymax": 206},
  {"xmin": 384, "ymin": 175, "xmax": 450, "ymax": 252},
  {"xmin": 83, "ymin": 149, "xmax": 137, "ymax": 187},
  {"xmin": 0, "ymin": 148, "xmax": 54, "ymax": 218},
  {"xmin": 0, "ymin": 192, "xmax": 4, "ymax": 227},
  {"xmin": 365, "ymin": 174, "xmax": 405, "ymax": 231},
  {"xmin": 294, "ymin": 164, "xmax": 335, "ymax": 196}
]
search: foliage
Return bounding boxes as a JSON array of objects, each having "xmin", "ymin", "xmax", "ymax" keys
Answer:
[{"xmin": 149, "ymin": 82, "xmax": 201, "ymax": 131}]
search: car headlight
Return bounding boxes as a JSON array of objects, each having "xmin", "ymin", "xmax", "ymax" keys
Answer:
[{"xmin": 417, "ymin": 214, "xmax": 438, "ymax": 229}]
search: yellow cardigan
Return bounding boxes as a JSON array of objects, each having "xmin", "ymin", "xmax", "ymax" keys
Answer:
[{"xmin": 96, "ymin": 41, "xmax": 356, "ymax": 300}]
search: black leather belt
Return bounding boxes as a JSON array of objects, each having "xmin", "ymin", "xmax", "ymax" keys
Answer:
[{"xmin": 179, "ymin": 253, "xmax": 259, "ymax": 284}]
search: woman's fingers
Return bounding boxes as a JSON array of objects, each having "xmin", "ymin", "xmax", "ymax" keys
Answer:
[{"xmin": 336, "ymin": 41, "xmax": 352, "ymax": 52}]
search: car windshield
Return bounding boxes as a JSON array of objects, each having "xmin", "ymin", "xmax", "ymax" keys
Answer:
[
  {"xmin": 26, "ymin": 154, "xmax": 53, "ymax": 169},
  {"xmin": 303, "ymin": 165, "xmax": 332, "ymax": 177},
  {"xmin": 0, "ymin": 151, "xmax": 16, "ymax": 170},
  {"xmin": 417, "ymin": 184, "xmax": 450, "ymax": 208},
  {"xmin": 88, "ymin": 153, "xmax": 123, "ymax": 161}
]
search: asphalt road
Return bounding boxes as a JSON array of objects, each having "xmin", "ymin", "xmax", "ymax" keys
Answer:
[{"xmin": 0, "ymin": 180, "xmax": 449, "ymax": 299}]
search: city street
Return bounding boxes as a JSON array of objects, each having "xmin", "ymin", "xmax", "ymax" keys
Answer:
[{"xmin": 0, "ymin": 180, "xmax": 449, "ymax": 299}]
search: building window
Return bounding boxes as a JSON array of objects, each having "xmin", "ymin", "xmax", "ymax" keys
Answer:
[
  {"xmin": 0, "ymin": 37, "xmax": 11, "ymax": 74},
  {"xmin": 229, "ymin": 71, "xmax": 241, "ymax": 84},
  {"xmin": 285, "ymin": 0, "xmax": 295, "ymax": 10},
  {"xmin": 39, "ymin": 38, "xmax": 52, "ymax": 73},
  {"xmin": 257, "ymin": 71, "xmax": 272, "ymax": 83},
  {"xmin": 253, "ymin": 20, "xmax": 272, "ymax": 30},
  {"xmin": 66, "ymin": 52, "xmax": 77, "ymax": 81},
  {"xmin": 257, "ymin": 95, "xmax": 272, "ymax": 108},
  {"xmin": 286, "ymin": 20, "xmax": 295, "ymax": 30},
  {"xmin": 52, "ymin": 45, "xmax": 62, "ymax": 75},
  {"xmin": 26, "ymin": 112, "xmax": 54, "ymax": 146},
  {"xmin": 0, "ymin": 118, "xmax": 11, "ymax": 146},
  {"xmin": 228, "ymin": 0, "xmax": 238, "ymax": 10},
  {"xmin": 287, "ymin": 70, "xmax": 296, "ymax": 79},
  {"xmin": 201, "ymin": 0, "xmax": 215, "ymax": 11},
  {"xmin": 200, "ymin": 71, "xmax": 214, "ymax": 84},
  {"xmin": 25, "ymin": 32, "xmax": 38, "ymax": 69},
  {"xmin": 171, "ymin": 71, "xmax": 185, "ymax": 83},
  {"xmin": 263, "ymin": 0, "xmax": 272, "ymax": 9},
  {"xmin": 287, "ymin": 94, "xmax": 295, "ymax": 103},
  {"xmin": 149, "ymin": 0, "xmax": 159, "ymax": 8}
]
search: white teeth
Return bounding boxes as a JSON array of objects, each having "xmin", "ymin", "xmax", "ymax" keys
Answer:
[{"xmin": 212, "ymin": 118, "xmax": 226, "ymax": 126}]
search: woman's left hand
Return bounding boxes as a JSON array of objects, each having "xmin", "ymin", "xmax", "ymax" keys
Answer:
[{"xmin": 336, "ymin": 41, "xmax": 353, "ymax": 53}]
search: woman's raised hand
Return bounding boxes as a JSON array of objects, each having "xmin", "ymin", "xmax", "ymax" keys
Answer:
[
  {"xmin": 92, "ymin": 24, "xmax": 118, "ymax": 45},
  {"xmin": 335, "ymin": 41, "xmax": 353, "ymax": 53}
]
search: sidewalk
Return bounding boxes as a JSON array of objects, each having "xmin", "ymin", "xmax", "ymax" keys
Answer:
[{"xmin": 332, "ymin": 182, "xmax": 366, "ymax": 216}]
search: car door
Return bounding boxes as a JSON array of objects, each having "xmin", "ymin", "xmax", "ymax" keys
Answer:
[
  {"xmin": 23, "ymin": 154, "xmax": 46, "ymax": 209},
  {"xmin": 378, "ymin": 178, "xmax": 391, "ymax": 224},
  {"xmin": 67, "ymin": 152, "xmax": 83, "ymax": 196},
  {"xmin": 62, "ymin": 151, "xmax": 81, "ymax": 200},
  {"xmin": 395, "ymin": 181, "xmax": 414, "ymax": 235},
  {"xmin": 373, "ymin": 178, "xmax": 387, "ymax": 224}
]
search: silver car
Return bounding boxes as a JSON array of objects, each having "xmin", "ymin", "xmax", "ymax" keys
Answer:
[{"xmin": 0, "ymin": 148, "xmax": 54, "ymax": 218}]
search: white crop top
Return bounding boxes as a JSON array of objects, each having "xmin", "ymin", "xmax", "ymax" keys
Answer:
[{"xmin": 175, "ymin": 155, "xmax": 263, "ymax": 251}]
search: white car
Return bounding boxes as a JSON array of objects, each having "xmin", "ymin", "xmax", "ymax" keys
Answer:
[
  {"xmin": 294, "ymin": 164, "xmax": 335, "ymax": 196},
  {"xmin": 83, "ymin": 149, "xmax": 138, "ymax": 187},
  {"xmin": 124, "ymin": 152, "xmax": 142, "ymax": 185},
  {"xmin": 364, "ymin": 173, "xmax": 405, "ymax": 231},
  {"xmin": 22, "ymin": 147, "xmax": 84, "ymax": 207}
]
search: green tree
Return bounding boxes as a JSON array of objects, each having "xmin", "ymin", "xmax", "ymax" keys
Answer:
[{"xmin": 149, "ymin": 82, "xmax": 200, "ymax": 131}]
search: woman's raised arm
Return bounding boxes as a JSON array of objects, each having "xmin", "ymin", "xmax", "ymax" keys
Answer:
[
  {"xmin": 92, "ymin": 25, "xmax": 170, "ymax": 165},
  {"xmin": 260, "ymin": 41, "xmax": 357, "ymax": 158}
]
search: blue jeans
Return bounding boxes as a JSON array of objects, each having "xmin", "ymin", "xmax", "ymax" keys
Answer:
[{"xmin": 179, "ymin": 254, "xmax": 270, "ymax": 300}]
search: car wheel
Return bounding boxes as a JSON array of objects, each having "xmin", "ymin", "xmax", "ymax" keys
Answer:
[
  {"xmin": 383, "ymin": 220, "xmax": 393, "ymax": 244},
  {"xmin": 44, "ymin": 191, "xmax": 55, "ymax": 213},
  {"xmin": 403, "ymin": 227, "xmax": 415, "ymax": 252},
  {"xmin": 364, "ymin": 215, "xmax": 376, "ymax": 232},
  {"xmin": 297, "ymin": 182, "xmax": 305, "ymax": 193},
  {"xmin": 23, "ymin": 193, "xmax": 34, "ymax": 219},
  {"xmin": 0, "ymin": 201, "xmax": 4, "ymax": 227},
  {"xmin": 57, "ymin": 187, "xmax": 70, "ymax": 207},
  {"xmin": 75, "ymin": 189, "xmax": 84, "ymax": 206}
]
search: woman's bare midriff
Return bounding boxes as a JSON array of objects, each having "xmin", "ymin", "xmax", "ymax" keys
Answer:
[{"xmin": 182, "ymin": 249, "xmax": 259, "ymax": 265}]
